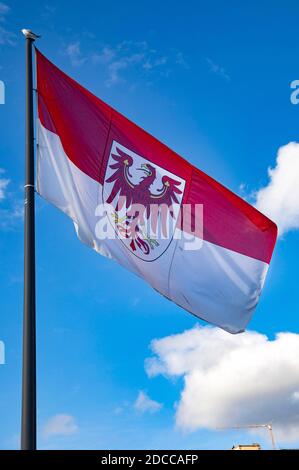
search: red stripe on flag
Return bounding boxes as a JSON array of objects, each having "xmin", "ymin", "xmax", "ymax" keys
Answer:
[{"xmin": 36, "ymin": 49, "xmax": 277, "ymax": 264}]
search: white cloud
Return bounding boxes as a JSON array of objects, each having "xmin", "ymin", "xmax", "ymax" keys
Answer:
[
  {"xmin": 42, "ymin": 414, "xmax": 78, "ymax": 439},
  {"xmin": 65, "ymin": 42, "xmax": 86, "ymax": 67},
  {"xmin": 175, "ymin": 52, "xmax": 189, "ymax": 69},
  {"xmin": 0, "ymin": 2, "xmax": 9, "ymax": 15},
  {"xmin": 142, "ymin": 56, "xmax": 167, "ymax": 71},
  {"xmin": 0, "ymin": 201, "xmax": 23, "ymax": 230},
  {"xmin": 104, "ymin": 48, "xmax": 146, "ymax": 87},
  {"xmin": 64, "ymin": 39, "xmax": 187, "ymax": 85},
  {"xmin": 206, "ymin": 58, "xmax": 230, "ymax": 82},
  {"xmin": 41, "ymin": 5, "xmax": 57, "ymax": 20},
  {"xmin": 0, "ymin": 170, "xmax": 24, "ymax": 230},
  {"xmin": 89, "ymin": 41, "xmax": 187, "ymax": 87},
  {"xmin": 134, "ymin": 391, "xmax": 162, "ymax": 414},
  {"xmin": 255, "ymin": 142, "xmax": 299, "ymax": 236},
  {"xmin": 0, "ymin": 25, "xmax": 15, "ymax": 45},
  {"xmin": 91, "ymin": 46, "xmax": 116, "ymax": 65},
  {"xmin": 0, "ymin": 169, "xmax": 9, "ymax": 200},
  {"xmin": 105, "ymin": 58, "xmax": 129, "ymax": 87},
  {"xmin": 0, "ymin": 3, "xmax": 15, "ymax": 46},
  {"xmin": 146, "ymin": 326, "xmax": 299, "ymax": 444}
]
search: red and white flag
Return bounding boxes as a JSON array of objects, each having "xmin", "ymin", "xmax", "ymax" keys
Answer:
[{"xmin": 36, "ymin": 50, "xmax": 277, "ymax": 333}]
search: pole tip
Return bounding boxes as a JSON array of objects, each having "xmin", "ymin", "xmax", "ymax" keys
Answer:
[{"xmin": 21, "ymin": 29, "xmax": 41, "ymax": 40}]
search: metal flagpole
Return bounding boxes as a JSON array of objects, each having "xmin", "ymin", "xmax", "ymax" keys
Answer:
[{"xmin": 21, "ymin": 28, "xmax": 40, "ymax": 451}]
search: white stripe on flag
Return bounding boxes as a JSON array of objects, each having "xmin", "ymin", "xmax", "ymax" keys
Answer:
[{"xmin": 37, "ymin": 120, "xmax": 268, "ymax": 333}]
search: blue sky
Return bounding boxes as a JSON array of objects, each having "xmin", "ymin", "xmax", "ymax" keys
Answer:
[{"xmin": 1, "ymin": 0, "xmax": 299, "ymax": 450}]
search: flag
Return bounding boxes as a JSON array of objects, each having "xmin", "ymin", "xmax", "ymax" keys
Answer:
[{"xmin": 36, "ymin": 49, "xmax": 277, "ymax": 334}]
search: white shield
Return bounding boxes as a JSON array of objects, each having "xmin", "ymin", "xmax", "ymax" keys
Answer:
[{"xmin": 103, "ymin": 140, "xmax": 186, "ymax": 261}]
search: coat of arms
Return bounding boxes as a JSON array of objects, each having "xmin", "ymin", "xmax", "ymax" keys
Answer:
[{"xmin": 103, "ymin": 141, "xmax": 186, "ymax": 261}]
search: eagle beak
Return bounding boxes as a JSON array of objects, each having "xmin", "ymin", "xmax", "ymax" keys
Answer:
[{"xmin": 138, "ymin": 163, "xmax": 151, "ymax": 175}]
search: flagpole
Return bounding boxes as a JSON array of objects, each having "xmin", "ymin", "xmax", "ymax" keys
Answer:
[{"xmin": 21, "ymin": 29, "xmax": 39, "ymax": 451}]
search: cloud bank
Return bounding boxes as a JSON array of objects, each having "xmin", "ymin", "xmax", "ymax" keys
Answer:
[
  {"xmin": 0, "ymin": 169, "xmax": 9, "ymax": 200},
  {"xmin": 146, "ymin": 326, "xmax": 299, "ymax": 443},
  {"xmin": 134, "ymin": 391, "xmax": 162, "ymax": 414},
  {"xmin": 255, "ymin": 142, "xmax": 299, "ymax": 236},
  {"xmin": 0, "ymin": 3, "xmax": 16, "ymax": 46},
  {"xmin": 64, "ymin": 39, "xmax": 188, "ymax": 87},
  {"xmin": 42, "ymin": 414, "xmax": 78, "ymax": 439}
]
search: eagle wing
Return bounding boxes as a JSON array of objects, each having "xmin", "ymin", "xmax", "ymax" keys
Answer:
[
  {"xmin": 106, "ymin": 147, "xmax": 183, "ymax": 237},
  {"xmin": 105, "ymin": 148, "xmax": 136, "ymax": 211},
  {"xmin": 149, "ymin": 175, "xmax": 182, "ymax": 214},
  {"xmin": 147, "ymin": 175, "xmax": 183, "ymax": 236}
]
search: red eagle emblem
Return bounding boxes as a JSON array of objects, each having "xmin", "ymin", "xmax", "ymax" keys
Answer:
[{"xmin": 104, "ymin": 145, "xmax": 184, "ymax": 258}]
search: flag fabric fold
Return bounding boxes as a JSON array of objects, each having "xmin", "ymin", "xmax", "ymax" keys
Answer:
[{"xmin": 36, "ymin": 49, "xmax": 277, "ymax": 334}]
